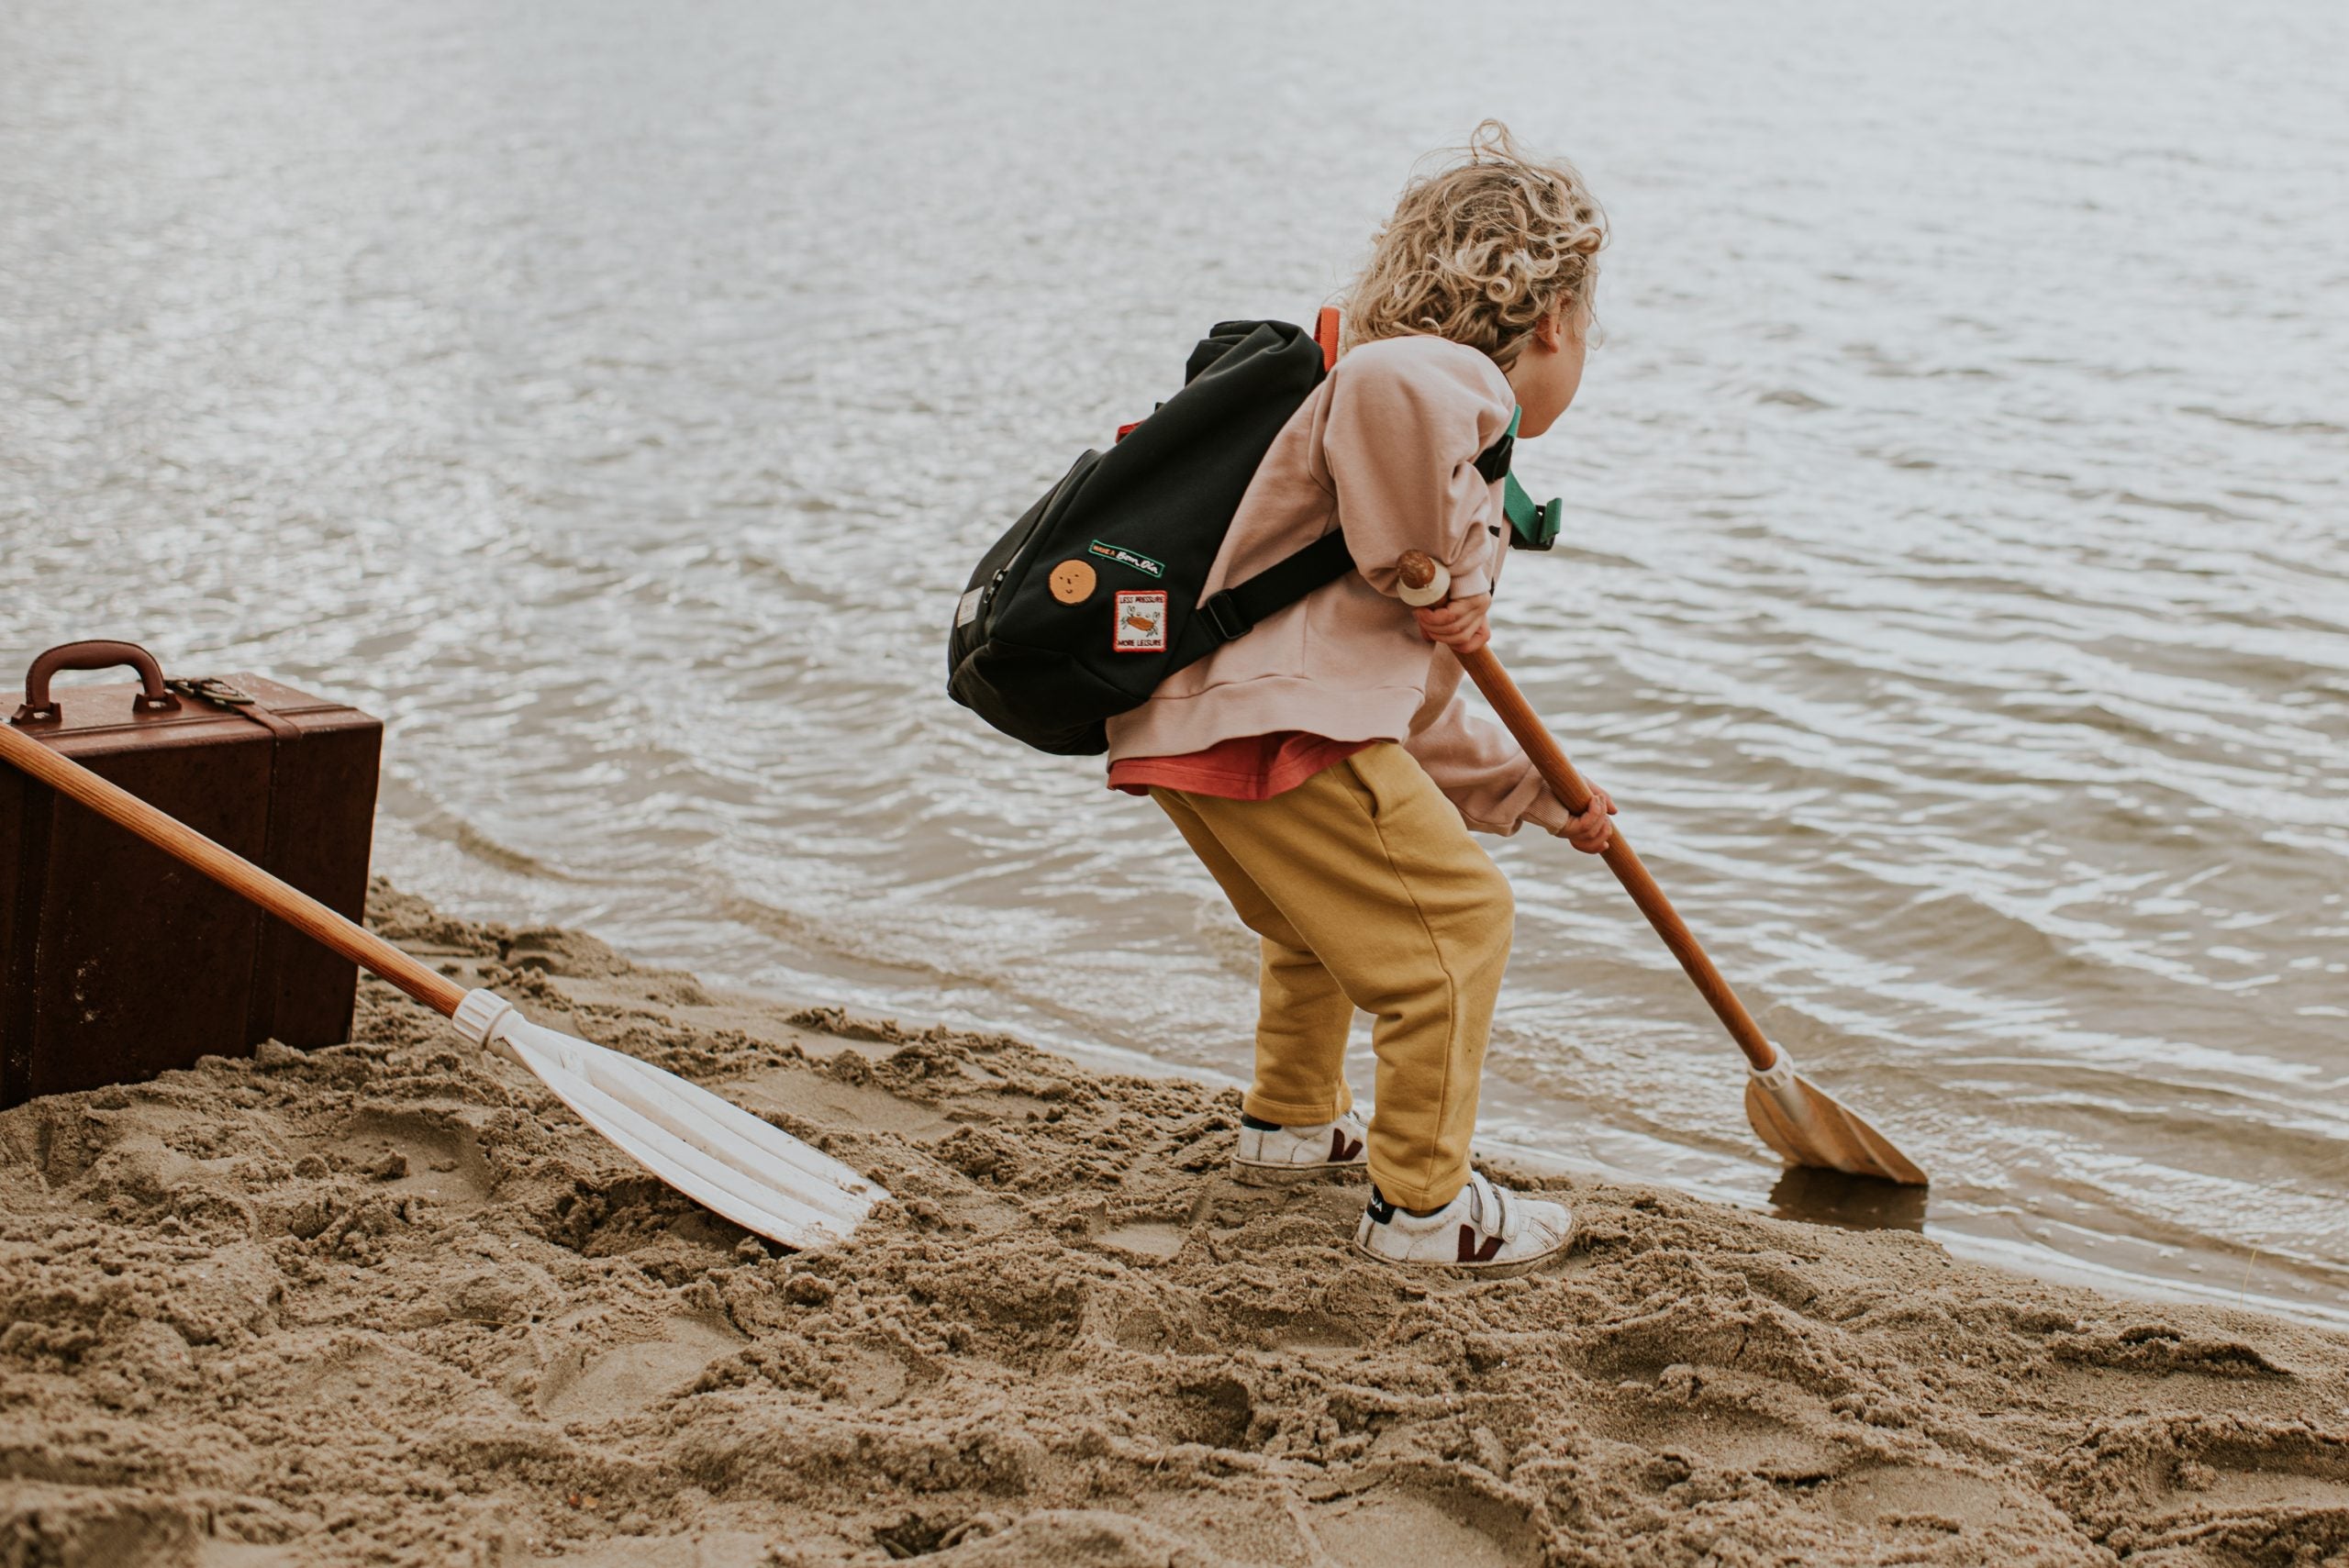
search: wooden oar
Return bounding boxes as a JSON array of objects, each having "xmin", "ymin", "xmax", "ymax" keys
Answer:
[
  {"xmin": 1397, "ymin": 550, "xmax": 1927, "ymax": 1185},
  {"xmin": 0, "ymin": 720, "xmax": 890, "ymax": 1246}
]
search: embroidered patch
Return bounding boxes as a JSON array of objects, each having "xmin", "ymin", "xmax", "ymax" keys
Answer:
[
  {"xmin": 1047, "ymin": 559, "xmax": 1097, "ymax": 604},
  {"xmin": 954, "ymin": 586, "xmax": 984, "ymax": 627},
  {"xmin": 1087, "ymin": 539, "xmax": 1164, "ymax": 579},
  {"xmin": 1113, "ymin": 591, "xmax": 1168, "ymax": 652}
]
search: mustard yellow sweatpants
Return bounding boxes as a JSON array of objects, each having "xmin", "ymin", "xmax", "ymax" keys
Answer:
[{"xmin": 1150, "ymin": 741, "xmax": 1513, "ymax": 1211}]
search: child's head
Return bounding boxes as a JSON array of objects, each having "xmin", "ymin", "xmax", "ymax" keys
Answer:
[{"xmin": 1344, "ymin": 120, "xmax": 1607, "ymax": 375}]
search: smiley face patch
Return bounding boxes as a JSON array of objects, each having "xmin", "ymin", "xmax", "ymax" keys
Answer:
[{"xmin": 1048, "ymin": 559, "xmax": 1097, "ymax": 604}]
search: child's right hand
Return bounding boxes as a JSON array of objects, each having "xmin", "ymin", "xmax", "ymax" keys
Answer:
[{"xmin": 1563, "ymin": 786, "xmax": 1616, "ymax": 853}]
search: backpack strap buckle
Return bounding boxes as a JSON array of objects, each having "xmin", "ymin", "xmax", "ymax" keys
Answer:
[
  {"xmin": 1475, "ymin": 406, "xmax": 1522, "ymax": 484},
  {"xmin": 1475, "ymin": 431, "xmax": 1515, "ymax": 483},
  {"xmin": 1200, "ymin": 591, "xmax": 1251, "ymax": 642}
]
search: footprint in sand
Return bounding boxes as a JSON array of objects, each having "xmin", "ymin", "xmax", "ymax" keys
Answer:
[
  {"xmin": 334, "ymin": 1107, "xmax": 496, "ymax": 1211},
  {"xmin": 1268, "ymin": 1317, "xmax": 1360, "ymax": 1360},
  {"xmin": 824, "ymin": 1346, "xmax": 913, "ymax": 1409},
  {"xmin": 2043, "ymin": 1324, "xmax": 2301, "ymax": 1420},
  {"xmin": 1820, "ymin": 1464, "xmax": 2008, "ymax": 1529},
  {"xmin": 2145, "ymin": 1436, "xmax": 2349, "ymax": 1543},
  {"xmin": 537, "ymin": 1317, "xmax": 741, "ymax": 1422},
  {"xmin": 1595, "ymin": 1371, "xmax": 1848, "ymax": 1485},
  {"xmin": 2059, "ymin": 1419, "xmax": 2349, "ymax": 1554},
  {"xmin": 1095, "ymin": 1219, "xmax": 1186, "ymax": 1260},
  {"xmin": 727, "ymin": 1061, "xmax": 1031, "ymax": 1236},
  {"xmin": 526, "ymin": 1529, "xmax": 772, "ymax": 1567},
  {"xmin": 1628, "ymin": 1404, "xmax": 1845, "ymax": 1483},
  {"xmin": 2173, "ymin": 1462, "xmax": 2349, "ymax": 1511},
  {"xmin": 724, "ymin": 1062, "xmax": 952, "ymax": 1141},
  {"xmin": 195, "ymin": 1543, "xmax": 305, "ymax": 1566},
  {"xmin": 1301, "ymin": 1481, "xmax": 1538, "ymax": 1568}
]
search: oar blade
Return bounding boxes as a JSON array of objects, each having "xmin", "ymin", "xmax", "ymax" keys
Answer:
[
  {"xmin": 1745, "ymin": 1073, "xmax": 1928, "ymax": 1187},
  {"xmin": 474, "ymin": 1009, "xmax": 890, "ymax": 1250}
]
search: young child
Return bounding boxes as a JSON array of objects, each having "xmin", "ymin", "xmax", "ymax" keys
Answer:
[{"xmin": 1105, "ymin": 122, "xmax": 1614, "ymax": 1273}]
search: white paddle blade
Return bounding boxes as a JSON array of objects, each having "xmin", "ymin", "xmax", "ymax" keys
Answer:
[{"xmin": 451, "ymin": 991, "xmax": 888, "ymax": 1250}]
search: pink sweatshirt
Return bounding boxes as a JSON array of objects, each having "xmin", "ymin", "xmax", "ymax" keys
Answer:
[{"xmin": 1105, "ymin": 334, "xmax": 1574, "ymax": 838}]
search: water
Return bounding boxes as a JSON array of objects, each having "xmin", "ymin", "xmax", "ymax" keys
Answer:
[{"xmin": 5, "ymin": 1, "xmax": 2343, "ymax": 1323}]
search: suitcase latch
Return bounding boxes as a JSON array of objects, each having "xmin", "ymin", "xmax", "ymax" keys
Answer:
[{"xmin": 167, "ymin": 677, "xmax": 257, "ymax": 709}]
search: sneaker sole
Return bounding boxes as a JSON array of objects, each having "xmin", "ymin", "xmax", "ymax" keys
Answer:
[
  {"xmin": 1347, "ymin": 1228, "xmax": 1573, "ymax": 1279},
  {"xmin": 1230, "ymin": 1158, "xmax": 1366, "ymax": 1187}
]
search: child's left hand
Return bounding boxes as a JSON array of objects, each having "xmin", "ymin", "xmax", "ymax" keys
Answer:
[
  {"xmin": 1413, "ymin": 593, "xmax": 1492, "ymax": 653},
  {"xmin": 1563, "ymin": 787, "xmax": 1616, "ymax": 853}
]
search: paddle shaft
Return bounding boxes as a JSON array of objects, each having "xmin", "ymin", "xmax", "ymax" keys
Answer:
[
  {"xmin": 1451, "ymin": 644, "xmax": 1781, "ymax": 1074},
  {"xmin": 0, "ymin": 721, "xmax": 470, "ymax": 1018}
]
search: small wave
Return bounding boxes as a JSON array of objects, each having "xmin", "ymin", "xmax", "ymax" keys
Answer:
[
  {"xmin": 2180, "ymin": 405, "xmax": 2347, "ymax": 438},
  {"xmin": 2112, "ymin": 490, "xmax": 2245, "ymax": 520},
  {"xmin": 412, "ymin": 815, "xmax": 573, "ymax": 881}
]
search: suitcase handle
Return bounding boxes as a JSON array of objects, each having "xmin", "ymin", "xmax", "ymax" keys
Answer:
[{"xmin": 13, "ymin": 640, "xmax": 183, "ymax": 725}]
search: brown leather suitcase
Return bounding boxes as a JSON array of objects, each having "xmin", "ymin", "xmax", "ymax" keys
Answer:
[{"xmin": 0, "ymin": 640, "xmax": 383, "ymax": 1106}]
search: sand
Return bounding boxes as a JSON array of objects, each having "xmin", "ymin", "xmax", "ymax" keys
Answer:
[{"xmin": 3, "ymin": 884, "xmax": 2345, "ymax": 1567}]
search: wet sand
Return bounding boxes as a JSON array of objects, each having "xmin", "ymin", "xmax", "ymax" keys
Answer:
[{"xmin": 3, "ymin": 883, "xmax": 2345, "ymax": 1566}]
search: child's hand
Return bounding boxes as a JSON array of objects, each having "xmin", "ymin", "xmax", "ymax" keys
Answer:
[
  {"xmin": 1413, "ymin": 593, "xmax": 1492, "ymax": 653},
  {"xmin": 1563, "ymin": 786, "xmax": 1616, "ymax": 854}
]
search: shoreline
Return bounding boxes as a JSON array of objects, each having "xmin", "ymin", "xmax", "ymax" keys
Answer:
[
  {"xmin": 2, "ymin": 882, "xmax": 2344, "ymax": 1565},
  {"xmin": 383, "ymin": 837, "xmax": 2347, "ymax": 1339}
]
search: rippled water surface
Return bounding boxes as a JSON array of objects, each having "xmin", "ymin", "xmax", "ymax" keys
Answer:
[{"xmin": 6, "ymin": 2, "xmax": 2343, "ymax": 1320}]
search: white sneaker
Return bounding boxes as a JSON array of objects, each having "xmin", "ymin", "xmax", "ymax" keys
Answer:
[
  {"xmin": 1353, "ymin": 1171, "xmax": 1572, "ymax": 1275},
  {"xmin": 1231, "ymin": 1111, "xmax": 1370, "ymax": 1185}
]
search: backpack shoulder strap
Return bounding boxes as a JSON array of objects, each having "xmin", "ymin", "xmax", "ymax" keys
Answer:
[
  {"xmin": 1173, "ymin": 307, "xmax": 1348, "ymax": 658},
  {"xmin": 1176, "ymin": 306, "xmax": 1558, "ymax": 661},
  {"xmin": 1472, "ymin": 406, "xmax": 1562, "ymax": 550},
  {"xmin": 1174, "ymin": 530, "xmax": 1355, "ymax": 662},
  {"xmin": 1475, "ymin": 406, "xmax": 1520, "ymax": 482}
]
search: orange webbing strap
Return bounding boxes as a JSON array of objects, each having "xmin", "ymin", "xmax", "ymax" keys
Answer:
[{"xmin": 1315, "ymin": 307, "xmax": 1341, "ymax": 372}]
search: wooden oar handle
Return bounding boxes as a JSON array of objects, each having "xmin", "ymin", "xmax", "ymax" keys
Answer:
[
  {"xmin": 1398, "ymin": 551, "xmax": 1780, "ymax": 1073},
  {"xmin": 0, "ymin": 719, "xmax": 469, "ymax": 1018}
]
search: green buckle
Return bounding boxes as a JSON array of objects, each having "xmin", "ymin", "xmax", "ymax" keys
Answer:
[
  {"xmin": 1504, "ymin": 472, "xmax": 1560, "ymax": 550},
  {"xmin": 1492, "ymin": 407, "xmax": 1559, "ymax": 550}
]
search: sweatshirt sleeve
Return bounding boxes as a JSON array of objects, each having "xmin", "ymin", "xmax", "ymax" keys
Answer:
[
  {"xmin": 1403, "ymin": 679, "xmax": 1578, "ymax": 838},
  {"xmin": 1320, "ymin": 339, "xmax": 1514, "ymax": 602}
]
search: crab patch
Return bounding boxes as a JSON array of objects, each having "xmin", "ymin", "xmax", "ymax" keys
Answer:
[{"xmin": 1113, "ymin": 591, "xmax": 1168, "ymax": 652}]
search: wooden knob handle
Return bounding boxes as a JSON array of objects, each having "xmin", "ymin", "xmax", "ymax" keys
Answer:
[{"xmin": 1397, "ymin": 550, "xmax": 1450, "ymax": 607}]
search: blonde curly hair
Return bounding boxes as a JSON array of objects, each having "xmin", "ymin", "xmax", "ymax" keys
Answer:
[{"xmin": 1342, "ymin": 120, "xmax": 1607, "ymax": 371}]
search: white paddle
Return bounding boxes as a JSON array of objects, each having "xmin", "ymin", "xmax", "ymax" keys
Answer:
[{"xmin": 0, "ymin": 720, "xmax": 887, "ymax": 1250}]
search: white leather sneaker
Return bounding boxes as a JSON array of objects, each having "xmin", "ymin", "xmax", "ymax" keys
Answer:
[
  {"xmin": 1231, "ymin": 1111, "xmax": 1370, "ymax": 1185},
  {"xmin": 1353, "ymin": 1171, "xmax": 1572, "ymax": 1275}
]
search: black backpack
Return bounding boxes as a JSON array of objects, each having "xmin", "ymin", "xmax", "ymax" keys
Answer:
[{"xmin": 946, "ymin": 311, "xmax": 1557, "ymax": 756}]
